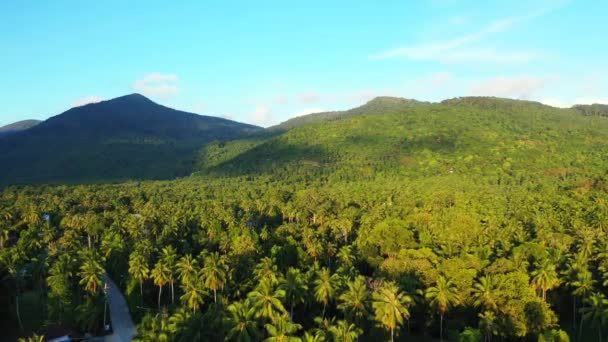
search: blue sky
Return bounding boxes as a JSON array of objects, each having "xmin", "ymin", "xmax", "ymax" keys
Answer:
[{"xmin": 0, "ymin": 0, "xmax": 606, "ymax": 127}]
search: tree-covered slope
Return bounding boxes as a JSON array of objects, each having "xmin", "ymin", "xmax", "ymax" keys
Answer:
[
  {"xmin": 267, "ymin": 96, "xmax": 428, "ymax": 132},
  {"xmin": 200, "ymin": 97, "xmax": 608, "ymax": 183},
  {"xmin": 0, "ymin": 94, "xmax": 261, "ymax": 184},
  {"xmin": 0, "ymin": 119, "xmax": 41, "ymax": 138}
]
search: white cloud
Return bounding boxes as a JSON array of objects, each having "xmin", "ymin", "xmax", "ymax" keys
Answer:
[
  {"xmin": 425, "ymin": 72, "xmax": 452, "ymax": 87},
  {"xmin": 249, "ymin": 105, "xmax": 273, "ymax": 126},
  {"xmin": 133, "ymin": 73, "xmax": 179, "ymax": 97},
  {"xmin": 540, "ymin": 97, "xmax": 608, "ymax": 108},
  {"xmin": 72, "ymin": 95, "xmax": 103, "ymax": 107},
  {"xmin": 573, "ymin": 97, "xmax": 608, "ymax": 105},
  {"xmin": 273, "ymin": 95, "xmax": 288, "ymax": 105},
  {"xmin": 369, "ymin": 3, "xmax": 568, "ymax": 64},
  {"xmin": 290, "ymin": 108, "xmax": 327, "ymax": 118},
  {"xmin": 470, "ymin": 75, "xmax": 557, "ymax": 99},
  {"xmin": 540, "ymin": 98, "xmax": 569, "ymax": 108},
  {"xmin": 298, "ymin": 92, "xmax": 320, "ymax": 104}
]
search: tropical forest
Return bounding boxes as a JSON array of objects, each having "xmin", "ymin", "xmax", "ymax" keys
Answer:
[
  {"xmin": 2, "ymin": 1, "xmax": 608, "ymax": 341},
  {"xmin": 2, "ymin": 94, "xmax": 608, "ymax": 342}
]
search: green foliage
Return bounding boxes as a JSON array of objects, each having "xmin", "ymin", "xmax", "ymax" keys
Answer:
[{"xmin": 5, "ymin": 96, "xmax": 608, "ymax": 340}]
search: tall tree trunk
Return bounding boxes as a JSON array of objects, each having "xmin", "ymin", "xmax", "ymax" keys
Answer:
[
  {"xmin": 171, "ymin": 280, "xmax": 174, "ymax": 305},
  {"xmin": 391, "ymin": 327, "xmax": 394, "ymax": 342},
  {"xmin": 88, "ymin": 235, "xmax": 92, "ymax": 249},
  {"xmin": 15, "ymin": 294, "xmax": 23, "ymax": 332},
  {"xmin": 573, "ymin": 296, "xmax": 576, "ymax": 328},
  {"xmin": 158, "ymin": 286, "xmax": 162, "ymax": 310},
  {"xmin": 214, "ymin": 289, "xmax": 217, "ymax": 303},
  {"xmin": 579, "ymin": 316, "xmax": 584, "ymax": 340},
  {"xmin": 440, "ymin": 313, "xmax": 444, "ymax": 342},
  {"xmin": 322, "ymin": 303, "xmax": 326, "ymax": 319},
  {"xmin": 290, "ymin": 302, "xmax": 294, "ymax": 320},
  {"xmin": 140, "ymin": 281, "xmax": 143, "ymax": 302}
]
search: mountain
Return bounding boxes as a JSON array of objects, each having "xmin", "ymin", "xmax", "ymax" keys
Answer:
[
  {"xmin": 198, "ymin": 96, "xmax": 608, "ymax": 182},
  {"xmin": 0, "ymin": 94, "xmax": 261, "ymax": 184},
  {"xmin": 0, "ymin": 119, "xmax": 41, "ymax": 137},
  {"xmin": 268, "ymin": 96, "xmax": 428, "ymax": 132}
]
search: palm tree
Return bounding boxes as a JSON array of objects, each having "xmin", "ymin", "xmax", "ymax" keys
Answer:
[
  {"xmin": 478, "ymin": 311, "xmax": 498, "ymax": 342},
  {"xmin": 254, "ymin": 257, "xmax": 280, "ymax": 285},
  {"xmin": 18, "ymin": 334, "xmax": 45, "ymax": 342},
  {"xmin": 180, "ymin": 281, "xmax": 204, "ymax": 313},
  {"xmin": 314, "ymin": 268, "xmax": 339, "ymax": 318},
  {"xmin": 177, "ymin": 254, "xmax": 198, "ymax": 286},
  {"xmin": 563, "ymin": 254, "xmax": 590, "ymax": 328},
  {"xmin": 302, "ymin": 331, "xmax": 325, "ymax": 342},
  {"xmin": 225, "ymin": 300, "xmax": 262, "ymax": 342},
  {"xmin": 337, "ymin": 246, "xmax": 355, "ymax": 268},
  {"xmin": 201, "ymin": 252, "xmax": 228, "ymax": 303},
  {"xmin": 281, "ymin": 267, "xmax": 308, "ymax": 319},
  {"xmin": 47, "ymin": 254, "xmax": 75, "ymax": 321},
  {"xmin": 78, "ymin": 252, "xmax": 104, "ymax": 295},
  {"xmin": 264, "ymin": 315, "xmax": 302, "ymax": 342},
  {"xmin": 531, "ymin": 258, "xmax": 561, "ymax": 301},
  {"xmin": 372, "ymin": 281, "xmax": 411, "ymax": 342},
  {"xmin": 328, "ymin": 320, "xmax": 361, "ymax": 342},
  {"xmin": 471, "ymin": 276, "xmax": 498, "ymax": 312},
  {"xmin": 571, "ymin": 270, "xmax": 596, "ymax": 333},
  {"xmin": 134, "ymin": 312, "xmax": 171, "ymax": 342},
  {"xmin": 161, "ymin": 246, "xmax": 178, "ymax": 305},
  {"xmin": 248, "ymin": 279, "xmax": 287, "ymax": 323},
  {"xmin": 338, "ymin": 275, "xmax": 369, "ymax": 324},
  {"xmin": 128, "ymin": 252, "xmax": 149, "ymax": 300},
  {"xmin": 151, "ymin": 259, "xmax": 171, "ymax": 310},
  {"xmin": 0, "ymin": 248, "xmax": 25, "ymax": 331},
  {"xmin": 579, "ymin": 293, "xmax": 608, "ymax": 342},
  {"xmin": 425, "ymin": 276, "xmax": 461, "ymax": 342}
]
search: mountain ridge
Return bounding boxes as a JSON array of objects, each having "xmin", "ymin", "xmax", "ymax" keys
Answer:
[
  {"xmin": 0, "ymin": 93, "xmax": 261, "ymax": 184},
  {"xmin": 198, "ymin": 96, "xmax": 608, "ymax": 182}
]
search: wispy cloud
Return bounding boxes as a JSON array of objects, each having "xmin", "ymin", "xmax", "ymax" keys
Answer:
[
  {"xmin": 370, "ymin": 3, "xmax": 568, "ymax": 64},
  {"xmin": 470, "ymin": 75, "xmax": 557, "ymax": 99},
  {"xmin": 273, "ymin": 95, "xmax": 288, "ymax": 105},
  {"xmin": 298, "ymin": 92, "xmax": 321, "ymax": 104},
  {"xmin": 72, "ymin": 95, "xmax": 103, "ymax": 107},
  {"xmin": 248, "ymin": 105, "xmax": 273, "ymax": 126},
  {"xmin": 540, "ymin": 97, "xmax": 608, "ymax": 108},
  {"xmin": 133, "ymin": 73, "xmax": 179, "ymax": 97}
]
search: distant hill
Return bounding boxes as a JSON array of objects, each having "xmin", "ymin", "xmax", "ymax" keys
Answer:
[
  {"xmin": 198, "ymin": 96, "xmax": 608, "ymax": 182},
  {"xmin": 268, "ymin": 96, "xmax": 428, "ymax": 132},
  {"xmin": 0, "ymin": 94, "xmax": 261, "ymax": 184},
  {"xmin": 0, "ymin": 119, "xmax": 41, "ymax": 137},
  {"xmin": 573, "ymin": 103, "xmax": 608, "ymax": 117}
]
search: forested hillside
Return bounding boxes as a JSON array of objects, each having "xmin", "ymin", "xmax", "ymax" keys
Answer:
[
  {"xmin": 0, "ymin": 94, "xmax": 261, "ymax": 185},
  {"xmin": 2, "ymin": 97, "xmax": 608, "ymax": 342},
  {"xmin": 268, "ymin": 96, "xmax": 428, "ymax": 132}
]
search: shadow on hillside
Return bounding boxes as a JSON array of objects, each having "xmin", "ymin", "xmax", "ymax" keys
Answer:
[{"xmin": 203, "ymin": 140, "xmax": 329, "ymax": 177}]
